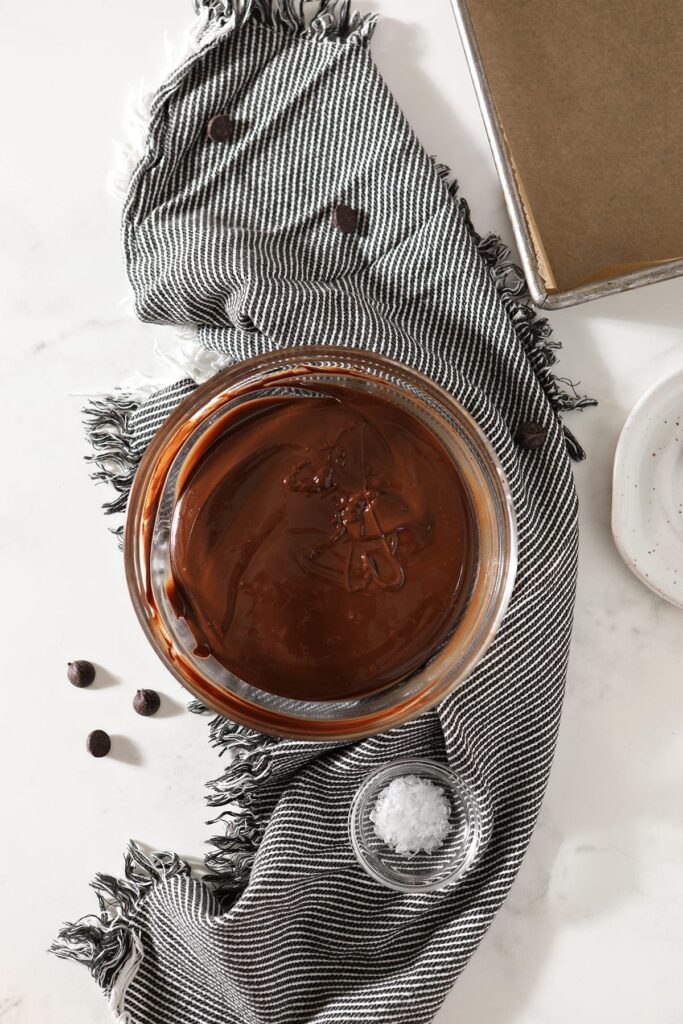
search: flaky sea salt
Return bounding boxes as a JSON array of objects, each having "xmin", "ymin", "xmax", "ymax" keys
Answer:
[{"xmin": 370, "ymin": 775, "xmax": 451, "ymax": 854}]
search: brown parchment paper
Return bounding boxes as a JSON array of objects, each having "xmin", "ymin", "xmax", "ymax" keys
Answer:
[{"xmin": 466, "ymin": 0, "xmax": 683, "ymax": 292}]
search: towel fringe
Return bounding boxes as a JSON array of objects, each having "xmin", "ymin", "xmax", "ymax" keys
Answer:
[
  {"xmin": 50, "ymin": 843, "xmax": 192, "ymax": 1021},
  {"xmin": 82, "ymin": 330, "xmax": 231, "ymax": 526},
  {"xmin": 200, "ymin": 0, "xmax": 379, "ymax": 46},
  {"xmin": 453, "ymin": 188, "xmax": 597, "ymax": 461},
  {"xmin": 83, "ymin": 392, "xmax": 142, "ymax": 524},
  {"xmin": 189, "ymin": 701, "xmax": 281, "ymax": 896}
]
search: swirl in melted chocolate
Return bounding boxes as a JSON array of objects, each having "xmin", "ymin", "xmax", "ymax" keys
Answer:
[{"xmin": 167, "ymin": 383, "xmax": 478, "ymax": 701}]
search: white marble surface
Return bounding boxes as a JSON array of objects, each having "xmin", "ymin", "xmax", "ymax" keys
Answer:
[{"xmin": 2, "ymin": 2, "xmax": 682, "ymax": 1021}]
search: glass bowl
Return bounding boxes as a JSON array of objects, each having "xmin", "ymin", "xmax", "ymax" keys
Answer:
[
  {"xmin": 124, "ymin": 347, "xmax": 517, "ymax": 740},
  {"xmin": 349, "ymin": 758, "xmax": 484, "ymax": 891}
]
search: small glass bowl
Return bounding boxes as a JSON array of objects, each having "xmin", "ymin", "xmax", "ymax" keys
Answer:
[
  {"xmin": 125, "ymin": 346, "xmax": 517, "ymax": 740},
  {"xmin": 349, "ymin": 758, "xmax": 484, "ymax": 892}
]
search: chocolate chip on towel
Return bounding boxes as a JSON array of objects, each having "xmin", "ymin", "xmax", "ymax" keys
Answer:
[
  {"xmin": 133, "ymin": 689, "xmax": 161, "ymax": 717},
  {"xmin": 333, "ymin": 204, "xmax": 359, "ymax": 234},
  {"xmin": 207, "ymin": 114, "xmax": 233, "ymax": 143},
  {"xmin": 86, "ymin": 730, "xmax": 111, "ymax": 758},
  {"xmin": 67, "ymin": 660, "xmax": 96, "ymax": 688},
  {"xmin": 515, "ymin": 421, "xmax": 548, "ymax": 451}
]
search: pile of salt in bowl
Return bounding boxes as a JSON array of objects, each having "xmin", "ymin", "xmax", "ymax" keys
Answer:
[{"xmin": 370, "ymin": 775, "xmax": 451, "ymax": 854}]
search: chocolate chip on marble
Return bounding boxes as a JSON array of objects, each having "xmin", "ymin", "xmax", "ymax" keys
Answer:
[
  {"xmin": 133, "ymin": 689, "xmax": 161, "ymax": 717},
  {"xmin": 67, "ymin": 660, "xmax": 96, "ymax": 688},
  {"xmin": 86, "ymin": 730, "xmax": 111, "ymax": 758},
  {"xmin": 207, "ymin": 114, "xmax": 233, "ymax": 143},
  {"xmin": 515, "ymin": 421, "xmax": 547, "ymax": 451},
  {"xmin": 333, "ymin": 204, "xmax": 360, "ymax": 235}
]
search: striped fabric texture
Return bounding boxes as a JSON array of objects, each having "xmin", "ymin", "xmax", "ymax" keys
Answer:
[{"xmin": 53, "ymin": 3, "xmax": 591, "ymax": 1022}]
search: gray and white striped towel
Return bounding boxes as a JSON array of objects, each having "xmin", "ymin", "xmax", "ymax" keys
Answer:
[{"xmin": 53, "ymin": 3, "xmax": 593, "ymax": 1022}]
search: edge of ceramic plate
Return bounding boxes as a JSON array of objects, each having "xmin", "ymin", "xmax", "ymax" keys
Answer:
[{"xmin": 611, "ymin": 368, "xmax": 683, "ymax": 610}]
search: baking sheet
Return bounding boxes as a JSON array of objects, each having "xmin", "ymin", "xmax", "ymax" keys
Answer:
[{"xmin": 459, "ymin": 0, "xmax": 683, "ymax": 301}]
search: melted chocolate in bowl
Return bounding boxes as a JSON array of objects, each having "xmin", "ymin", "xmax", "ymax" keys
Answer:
[{"xmin": 166, "ymin": 384, "xmax": 478, "ymax": 701}]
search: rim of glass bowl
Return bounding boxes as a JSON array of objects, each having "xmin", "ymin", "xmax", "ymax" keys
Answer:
[
  {"xmin": 348, "ymin": 758, "xmax": 485, "ymax": 892},
  {"xmin": 124, "ymin": 346, "xmax": 517, "ymax": 741}
]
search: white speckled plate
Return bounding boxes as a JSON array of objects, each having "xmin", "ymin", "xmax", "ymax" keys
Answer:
[{"xmin": 612, "ymin": 370, "xmax": 683, "ymax": 608}]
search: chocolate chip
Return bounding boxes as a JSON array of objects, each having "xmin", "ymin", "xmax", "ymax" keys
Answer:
[
  {"xmin": 333, "ymin": 205, "xmax": 359, "ymax": 235},
  {"xmin": 515, "ymin": 421, "xmax": 547, "ymax": 451},
  {"xmin": 87, "ymin": 730, "xmax": 111, "ymax": 758},
  {"xmin": 67, "ymin": 660, "xmax": 96, "ymax": 688},
  {"xmin": 207, "ymin": 114, "xmax": 233, "ymax": 143},
  {"xmin": 133, "ymin": 689, "xmax": 161, "ymax": 717}
]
